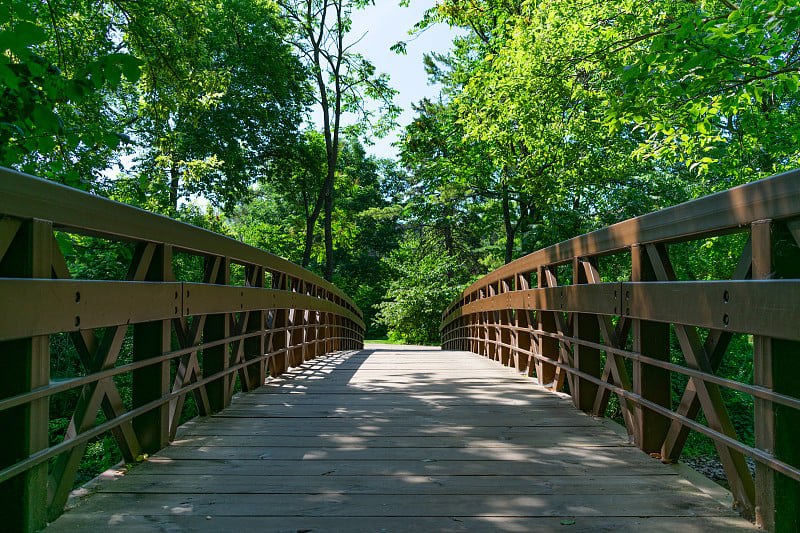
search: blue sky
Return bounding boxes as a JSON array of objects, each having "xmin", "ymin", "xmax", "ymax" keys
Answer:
[{"xmin": 345, "ymin": 2, "xmax": 458, "ymax": 160}]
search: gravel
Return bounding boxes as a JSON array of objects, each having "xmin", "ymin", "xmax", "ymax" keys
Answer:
[{"xmin": 682, "ymin": 455, "xmax": 756, "ymax": 486}]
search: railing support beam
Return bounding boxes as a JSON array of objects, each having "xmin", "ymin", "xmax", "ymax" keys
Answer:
[
  {"xmin": 132, "ymin": 244, "xmax": 173, "ymax": 453},
  {"xmin": 631, "ymin": 244, "xmax": 671, "ymax": 453},
  {"xmin": 753, "ymin": 219, "xmax": 800, "ymax": 532},
  {"xmin": 572, "ymin": 258, "xmax": 601, "ymax": 412},
  {"xmin": 243, "ymin": 265, "xmax": 266, "ymax": 390},
  {"xmin": 0, "ymin": 219, "xmax": 50, "ymax": 532},
  {"xmin": 203, "ymin": 256, "xmax": 231, "ymax": 412},
  {"xmin": 536, "ymin": 266, "xmax": 559, "ymax": 387}
]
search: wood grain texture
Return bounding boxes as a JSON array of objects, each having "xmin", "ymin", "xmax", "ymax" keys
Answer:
[{"xmin": 45, "ymin": 345, "xmax": 756, "ymax": 532}]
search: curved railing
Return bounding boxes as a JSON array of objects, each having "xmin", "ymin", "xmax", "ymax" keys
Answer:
[
  {"xmin": 441, "ymin": 169, "xmax": 800, "ymax": 531},
  {"xmin": 0, "ymin": 167, "xmax": 364, "ymax": 530}
]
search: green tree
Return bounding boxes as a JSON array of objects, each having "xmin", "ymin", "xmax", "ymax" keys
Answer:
[
  {"xmin": 277, "ymin": 0, "xmax": 399, "ymax": 279},
  {"xmin": 376, "ymin": 236, "xmax": 469, "ymax": 345},
  {"xmin": 132, "ymin": 0, "xmax": 308, "ymax": 214},
  {"xmin": 0, "ymin": 0, "xmax": 143, "ymax": 185}
]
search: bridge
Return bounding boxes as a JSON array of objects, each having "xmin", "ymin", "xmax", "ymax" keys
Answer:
[{"xmin": 0, "ymin": 167, "xmax": 798, "ymax": 532}]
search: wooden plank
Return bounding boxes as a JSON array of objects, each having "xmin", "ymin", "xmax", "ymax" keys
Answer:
[
  {"xmin": 155, "ymin": 445, "xmax": 660, "ymax": 463},
  {"xmin": 45, "ymin": 345, "xmax": 755, "ymax": 532},
  {"xmin": 170, "ymin": 432, "xmax": 628, "ymax": 448},
  {"xmin": 121, "ymin": 457, "xmax": 676, "ymax": 477},
  {"xmin": 233, "ymin": 392, "xmax": 568, "ymax": 405},
  {"xmin": 45, "ymin": 492, "xmax": 738, "ymax": 517},
  {"xmin": 209, "ymin": 405, "xmax": 586, "ymax": 418},
  {"xmin": 177, "ymin": 421, "xmax": 621, "ymax": 436},
  {"xmin": 45, "ymin": 515, "xmax": 759, "ymax": 533},
  {"xmin": 196, "ymin": 414, "xmax": 605, "ymax": 427},
  {"xmin": 93, "ymin": 473, "xmax": 702, "ymax": 495}
]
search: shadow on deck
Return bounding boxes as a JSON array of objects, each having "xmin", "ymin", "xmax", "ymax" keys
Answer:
[{"xmin": 45, "ymin": 344, "xmax": 756, "ymax": 532}]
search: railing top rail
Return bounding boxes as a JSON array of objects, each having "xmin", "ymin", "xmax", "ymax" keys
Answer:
[
  {"xmin": 0, "ymin": 167, "xmax": 361, "ymax": 317},
  {"xmin": 445, "ymin": 168, "xmax": 800, "ymax": 317}
]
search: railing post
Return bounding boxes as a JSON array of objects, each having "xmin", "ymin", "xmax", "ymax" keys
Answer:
[
  {"xmin": 499, "ymin": 279, "xmax": 512, "ymax": 366},
  {"xmin": 0, "ymin": 219, "xmax": 50, "ymax": 532},
  {"xmin": 456, "ymin": 315, "xmax": 463, "ymax": 351},
  {"xmin": 303, "ymin": 283, "xmax": 315, "ymax": 360},
  {"xmin": 289, "ymin": 279, "xmax": 303, "ymax": 367},
  {"xmin": 536, "ymin": 266, "xmax": 558, "ymax": 387},
  {"xmin": 472, "ymin": 297, "xmax": 479, "ymax": 354},
  {"xmin": 203, "ymin": 256, "xmax": 231, "ymax": 411},
  {"xmin": 478, "ymin": 288, "xmax": 487, "ymax": 358},
  {"xmin": 572, "ymin": 257, "xmax": 601, "ymax": 412},
  {"xmin": 322, "ymin": 291, "xmax": 329, "ymax": 355},
  {"xmin": 459, "ymin": 315, "xmax": 466, "ymax": 351},
  {"xmin": 270, "ymin": 274, "xmax": 289, "ymax": 376},
  {"xmin": 132, "ymin": 244, "xmax": 172, "ymax": 452},
  {"xmin": 316, "ymin": 289, "xmax": 324, "ymax": 357},
  {"xmin": 516, "ymin": 273, "xmax": 534, "ymax": 377},
  {"xmin": 349, "ymin": 318, "xmax": 355, "ymax": 350},
  {"xmin": 468, "ymin": 308, "xmax": 476, "ymax": 354},
  {"xmin": 334, "ymin": 305, "xmax": 342, "ymax": 352},
  {"xmin": 752, "ymin": 219, "xmax": 800, "ymax": 531},
  {"xmin": 310, "ymin": 288, "xmax": 321, "ymax": 359},
  {"xmin": 243, "ymin": 265, "xmax": 266, "ymax": 390},
  {"xmin": 630, "ymin": 244, "xmax": 671, "ymax": 452},
  {"xmin": 455, "ymin": 315, "xmax": 462, "ymax": 351},
  {"xmin": 486, "ymin": 286, "xmax": 497, "ymax": 360}
]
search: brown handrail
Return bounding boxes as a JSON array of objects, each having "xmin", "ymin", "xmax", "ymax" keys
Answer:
[
  {"xmin": 0, "ymin": 167, "xmax": 365, "ymax": 531},
  {"xmin": 440, "ymin": 169, "xmax": 800, "ymax": 532}
]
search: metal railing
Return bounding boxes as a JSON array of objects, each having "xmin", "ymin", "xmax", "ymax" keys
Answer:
[
  {"xmin": 0, "ymin": 167, "xmax": 364, "ymax": 531},
  {"xmin": 441, "ymin": 169, "xmax": 800, "ymax": 532}
]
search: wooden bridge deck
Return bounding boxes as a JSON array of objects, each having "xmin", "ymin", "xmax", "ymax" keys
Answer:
[{"xmin": 46, "ymin": 345, "xmax": 756, "ymax": 532}]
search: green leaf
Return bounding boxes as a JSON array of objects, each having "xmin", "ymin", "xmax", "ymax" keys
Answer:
[
  {"xmin": 37, "ymin": 135, "xmax": 56, "ymax": 154},
  {"xmin": 27, "ymin": 60, "xmax": 44, "ymax": 77},
  {"xmin": 12, "ymin": 21, "xmax": 48, "ymax": 47},
  {"xmin": 390, "ymin": 41, "xmax": 407, "ymax": 55},
  {"xmin": 119, "ymin": 56, "xmax": 143, "ymax": 83},
  {"xmin": 0, "ymin": 62, "xmax": 19, "ymax": 91},
  {"xmin": 104, "ymin": 64, "xmax": 122, "ymax": 87},
  {"xmin": 32, "ymin": 105, "xmax": 61, "ymax": 132},
  {"xmin": 621, "ymin": 65, "xmax": 640, "ymax": 82},
  {"xmin": 103, "ymin": 132, "xmax": 121, "ymax": 148},
  {"xmin": 66, "ymin": 133, "xmax": 81, "ymax": 149}
]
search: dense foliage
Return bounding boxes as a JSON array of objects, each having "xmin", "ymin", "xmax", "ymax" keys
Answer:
[{"xmin": 4, "ymin": 0, "xmax": 799, "ymax": 484}]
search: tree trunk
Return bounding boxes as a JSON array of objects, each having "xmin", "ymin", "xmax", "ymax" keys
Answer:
[
  {"xmin": 324, "ymin": 183, "xmax": 334, "ymax": 281},
  {"xmin": 502, "ymin": 181, "xmax": 515, "ymax": 264},
  {"xmin": 301, "ymin": 214, "xmax": 318, "ymax": 268},
  {"xmin": 443, "ymin": 203, "xmax": 455, "ymax": 280},
  {"xmin": 169, "ymin": 162, "xmax": 180, "ymax": 213},
  {"xmin": 301, "ymin": 190, "xmax": 326, "ymax": 268}
]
